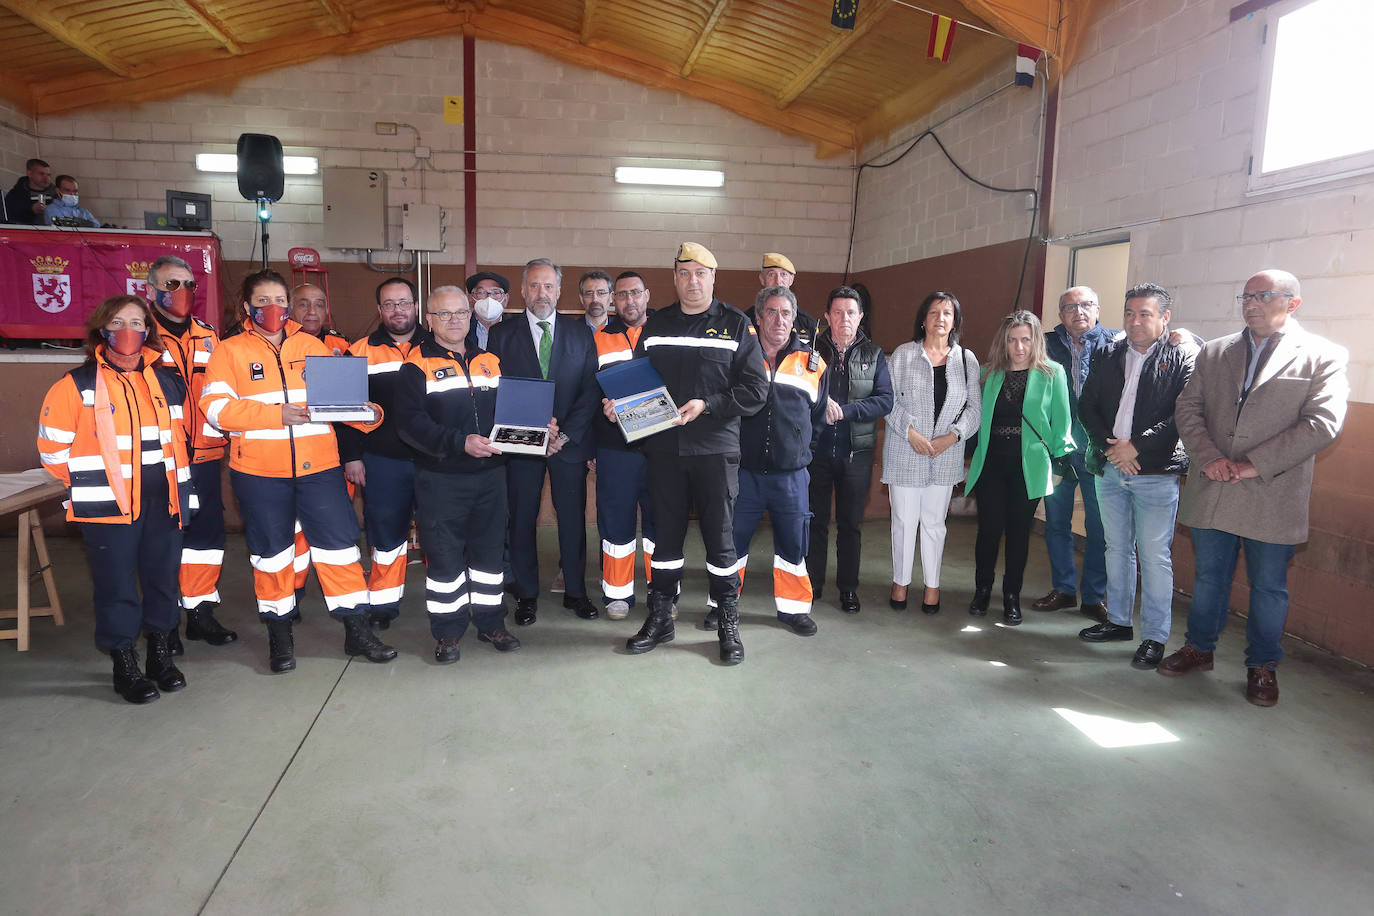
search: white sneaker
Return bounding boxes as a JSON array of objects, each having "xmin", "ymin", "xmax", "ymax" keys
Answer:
[
  {"xmin": 550, "ymin": 571, "xmax": 565, "ymax": 593},
  {"xmin": 606, "ymin": 599, "xmax": 630, "ymax": 619}
]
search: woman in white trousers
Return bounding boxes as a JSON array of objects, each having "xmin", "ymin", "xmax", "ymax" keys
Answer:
[{"xmin": 882, "ymin": 292, "xmax": 981, "ymax": 614}]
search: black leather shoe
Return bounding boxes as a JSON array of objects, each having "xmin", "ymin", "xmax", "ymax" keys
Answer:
[
  {"xmin": 342, "ymin": 615, "xmax": 398, "ymax": 662},
  {"xmin": 921, "ymin": 601, "xmax": 940, "ymax": 615},
  {"xmin": 1132, "ymin": 639, "xmax": 1165, "ymax": 670},
  {"xmin": 839, "ymin": 591, "xmax": 860, "ymax": 614},
  {"xmin": 701, "ymin": 607, "xmax": 720, "ymax": 631},
  {"xmin": 267, "ymin": 620, "xmax": 295, "ymax": 673},
  {"xmin": 969, "ymin": 586, "xmax": 991, "ymax": 616},
  {"xmin": 514, "ymin": 598, "xmax": 537, "ymax": 626},
  {"xmin": 110, "ymin": 647, "xmax": 160, "ymax": 704},
  {"xmin": 434, "ymin": 637, "xmax": 460, "ymax": 664},
  {"xmin": 778, "ymin": 612, "xmax": 817, "ymax": 636},
  {"xmin": 718, "ymin": 598, "xmax": 744, "ymax": 664},
  {"xmin": 145, "ymin": 631, "xmax": 187, "ymax": 692},
  {"xmin": 563, "ymin": 595, "xmax": 599, "ymax": 620},
  {"xmin": 1002, "ymin": 594, "xmax": 1022, "ymax": 626},
  {"xmin": 478, "ymin": 628, "xmax": 522, "ymax": 652},
  {"xmin": 185, "ymin": 605, "xmax": 237, "ymax": 645},
  {"xmin": 627, "ymin": 595, "xmax": 675, "ymax": 654},
  {"xmin": 1080, "ymin": 622, "xmax": 1134, "ymax": 642},
  {"xmin": 166, "ymin": 625, "xmax": 185, "ymax": 657},
  {"xmin": 1079, "ymin": 601, "xmax": 1110, "ymax": 624},
  {"xmin": 368, "ymin": 611, "xmax": 392, "ymax": 630}
]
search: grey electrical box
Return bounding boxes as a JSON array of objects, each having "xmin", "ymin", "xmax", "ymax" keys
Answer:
[
  {"xmin": 402, "ymin": 203, "xmax": 443, "ymax": 251},
  {"xmin": 323, "ymin": 168, "xmax": 387, "ymax": 249}
]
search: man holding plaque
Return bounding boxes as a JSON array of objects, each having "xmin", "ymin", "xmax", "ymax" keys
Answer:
[
  {"xmin": 705, "ymin": 285, "xmax": 826, "ymax": 638},
  {"xmin": 621, "ymin": 242, "xmax": 768, "ymax": 665}
]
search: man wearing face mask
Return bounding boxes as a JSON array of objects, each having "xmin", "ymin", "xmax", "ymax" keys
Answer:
[
  {"xmin": 465, "ymin": 271, "xmax": 509, "ymax": 350},
  {"xmin": 336, "ymin": 277, "xmax": 429, "ymax": 630},
  {"xmin": 43, "ymin": 175, "xmax": 99, "ymax": 227},
  {"xmin": 290, "ymin": 284, "xmax": 348, "ymax": 355},
  {"xmin": 144, "ymin": 255, "xmax": 239, "ymax": 652}
]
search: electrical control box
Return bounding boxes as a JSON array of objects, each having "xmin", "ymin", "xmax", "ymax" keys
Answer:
[
  {"xmin": 402, "ymin": 202, "xmax": 443, "ymax": 251},
  {"xmin": 323, "ymin": 168, "xmax": 387, "ymax": 250}
]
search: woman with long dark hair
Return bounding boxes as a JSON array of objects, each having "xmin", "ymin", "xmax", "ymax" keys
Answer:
[
  {"xmin": 882, "ymin": 292, "xmax": 981, "ymax": 614},
  {"xmin": 965, "ymin": 311, "xmax": 1074, "ymax": 625},
  {"xmin": 37, "ymin": 295, "xmax": 196, "ymax": 703}
]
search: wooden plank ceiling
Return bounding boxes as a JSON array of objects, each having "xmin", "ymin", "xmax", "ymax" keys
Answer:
[{"xmin": 0, "ymin": 0, "xmax": 1102, "ymax": 157}]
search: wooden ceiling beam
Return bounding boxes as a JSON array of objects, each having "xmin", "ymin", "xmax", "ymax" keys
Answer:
[
  {"xmin": 180, "ymin": 0, "xmax": 244, "ymax": 55},
  {"xmin": 775, "ymin": 1, "xmax": 892, "ymax": 109},
  {"xmin": 680, "ymin": 0, "xmax": 729, "ymax": 77},
  {"xmin": 579, "ymin": 0, "xmax": 597, "ymax": 43},
  {"xmin": 851, "ymin": 41, "xmax": 1001, "ymax": 153},
  {"xmin": 316, "ymin": 0, "xmax": 355, "ymax": 35},
  {"xmin": 0, "ymin": 0, "xmax": 133, "ymax": 77},
  {"xmin": 0, "ymin": 64, "xmax": 34, "ymax": 112}
]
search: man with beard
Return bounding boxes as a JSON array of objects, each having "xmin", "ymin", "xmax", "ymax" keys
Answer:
[
  {"xmin": 579, "ymin": 269, "xmax": 613, "ymax": 332},
  {"xmin": 336, "ymin": 276, "xmax": 428, "ymax": 629}
]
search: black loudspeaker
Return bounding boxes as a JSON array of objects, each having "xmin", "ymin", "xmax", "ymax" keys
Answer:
[{"xmin": 237, "ymin": 133, "xmax": 284, "ymax": 201}]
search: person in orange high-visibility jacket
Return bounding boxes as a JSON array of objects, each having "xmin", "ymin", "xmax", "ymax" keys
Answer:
[
  {"xmin": 37, "ymin": 294, "xmax": 196, "ymax": 705},
  {"xmin": 144, "ymin": 254, "xmax": 238, "ymax": 653},
  {"xmin": 704, "ymin": 286, "xmax": 827, "ymax": 637},
  {"xmin": 201, "ymin": 268, "xmax": 396, "ymax": 673}
]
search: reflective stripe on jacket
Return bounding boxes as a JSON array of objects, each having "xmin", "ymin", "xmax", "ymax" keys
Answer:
[
  {"xmin": 159, "ymin": 314, "xmax": 228, "ymax": 463},
  {"xmin": 394, "ymin": 338, "xmax": 504, "ymax": 475}
]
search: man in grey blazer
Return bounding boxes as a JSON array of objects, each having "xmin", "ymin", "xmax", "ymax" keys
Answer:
[{"xmin": 1158, "ymin": 269, "xmax": 1348, "ymax": 707}]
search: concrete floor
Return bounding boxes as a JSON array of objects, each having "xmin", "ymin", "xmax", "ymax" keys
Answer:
[{"xmin": 1, "ymin": 517, "xmax": 1372, "ymax": 916}]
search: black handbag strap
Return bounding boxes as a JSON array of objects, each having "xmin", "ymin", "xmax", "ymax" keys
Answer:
[
  {"xmin": 1021, "ymin": 408, "xmax": 1055, "ymax": 459},
  {"xmin": 950, "ymin": 348, "xmax": 973, "ymax": 424}
]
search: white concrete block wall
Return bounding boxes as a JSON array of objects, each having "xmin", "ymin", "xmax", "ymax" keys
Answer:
[
  {"xmin": 1054, "ymin": 0, "xmax": 1374, "ymax": 401},
  {"xmin": 849, "ymin": 69, "xmax": 1046, "ymax": 273},
  {"xmin": 0, "ymin": 99, "xmax": 39, "ymax": 197},
  {"xmin": 20, "ymin": 38, "xmax": 852, "ymax": 273}
]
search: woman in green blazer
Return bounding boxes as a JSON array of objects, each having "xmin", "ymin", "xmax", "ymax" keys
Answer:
[{"xmin": 965, "ymin": 311, "xmax": 1074, "ymax": 625}]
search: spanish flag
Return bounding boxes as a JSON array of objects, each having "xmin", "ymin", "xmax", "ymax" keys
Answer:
[{"xmin": 928, "ymin": 14, "xmax": 957, "ymax": 62}]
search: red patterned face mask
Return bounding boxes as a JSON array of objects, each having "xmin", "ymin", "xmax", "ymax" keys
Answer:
[
  {"xmin": 104, "ymin": 327, "xmax": 147, "ymax": 356},
  {"xmin": 158, "ymin": 286, "xmax": 194, "ymax": 318},
  {"xmin": 251, "ymin": 305, "xmax": 288, "ymax": 334}
]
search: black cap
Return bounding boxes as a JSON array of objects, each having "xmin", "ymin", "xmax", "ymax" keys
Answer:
[{"xmin": 465, "ymin": 270, "xmax": 510, "ymax": 294}]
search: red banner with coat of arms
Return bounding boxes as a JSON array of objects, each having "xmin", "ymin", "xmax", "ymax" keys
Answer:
[{"xmin": 0, "ymin": 226, "xmax": 221, "ymax": 339}]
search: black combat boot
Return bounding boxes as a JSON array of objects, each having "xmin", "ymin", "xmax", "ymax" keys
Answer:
[
  {"xmin": 343, "ymin": 615, "xmax": 398, "ymax": 662},
  {"xmin": 717, "ymin": 595, "xmax": 744, "ymax": 665},
  {"xmin": 111, "ymin": 646, "xmax": 160, "ymax": 704},
  {"xmin": 267, "ymin": 619, "xmax": 296, "ymax": 673},
  {"xmin": 144, "ymin": 631, "xmax": 187, "ymax": 692},
  {"xmin": 185, "ymin": 603, "xmax": 238, "ymax": 645},
  {"xmin": 626, "ymin": 592, "xmax": 675, "ymax": 654}
]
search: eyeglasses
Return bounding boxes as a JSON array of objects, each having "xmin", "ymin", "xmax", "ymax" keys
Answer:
[
  {"xmin": 107, "ymin": 317, "xmax": 147, "ymax": 331},
  {"xmin": 1236, "ymin": 291, "xmax": 1294, "ymax": 305},
  {"xmin": 429, "ymin": 309, "xmax": 471, "ymax": 322},
  {"xmin": 612, "ymin": 288, "xmax": 647, "ymax": 301},
  {"xmin": 379, "ymin": 299, "xmax": 415, "ymax": 311},
  {"xmin": 163, "ymin": 279, "xmax": 197, "ymax": 291},
  {"xmin": 580, "ymin": 289, "xmax": 611, "ymax": 299},
  {"xmin": 470, "ymin": 289, "xmax": 505, "ymax": 300},
  {"xmin": 1059, "ymin": 302, "xmax": 1097, "ymax": 313}
]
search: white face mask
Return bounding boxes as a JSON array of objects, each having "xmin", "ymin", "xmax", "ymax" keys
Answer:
[
  {"xmin": 61, "ymin": 194, "xmax": 79, "ymax": 206},
  {"xmin": 474, "ymin": 297, "xmax": 503, "ymax": 322}
]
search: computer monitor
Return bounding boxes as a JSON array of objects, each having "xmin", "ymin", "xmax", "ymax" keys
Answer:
[{"xmin": 165, "ymin": 189, "xmax": 212, "ymax": 231}]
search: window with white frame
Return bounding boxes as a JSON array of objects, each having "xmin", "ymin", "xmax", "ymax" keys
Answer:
[{"xmin": 1249, "ymin": 0, "xmax": 1374, "ymax": 193}]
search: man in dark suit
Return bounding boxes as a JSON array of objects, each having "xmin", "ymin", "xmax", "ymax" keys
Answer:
[{"xmin": 487, "ymin": 258, "xmax": 601, "ymax": 625}]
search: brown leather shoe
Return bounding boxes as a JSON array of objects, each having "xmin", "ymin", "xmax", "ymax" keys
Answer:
[
  {"xmin": 1157, "ymin": 645, "xmax": 1214, "ymax": 677},
  {"xmin": 1079, "ymin": 601, "xmax": 1109, "ymax": 624},
  {"xmin": 1246, "ymin": 667, "xmax": 1279, "ymax": 706},
  {"xmin": 1032, "ymin": 589, "xmax": 1077, "ymax": 611}
]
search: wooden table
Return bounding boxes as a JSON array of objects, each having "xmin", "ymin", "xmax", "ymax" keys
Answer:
[{"xmin": 0, "ymin": 471, "xmax": 66, "ymax": 651}]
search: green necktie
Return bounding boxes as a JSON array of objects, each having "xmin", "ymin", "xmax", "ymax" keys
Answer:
[{"xmin": 537, "ymin": 320, "xmax": 552, "ymax": 379}]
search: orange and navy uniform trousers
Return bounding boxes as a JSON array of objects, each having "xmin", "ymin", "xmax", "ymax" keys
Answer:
[
  {"xmin": 593, "ymin": 318, "xmax": 655, "ymax": 608},
  {"xmin": 155, "ymin": 312, "xmax": 230, "ymax": 612},
  {"xmin": 334, "ymin": 327, "xmax": 428, "ymax": 622},
  {"xmin": 289, "ymin": 327, "xmax": 359, "ymax": 598},
  {"xmin": 200, "ymin": 318, "xmax": 382, "ymax": 621},
  {"xmin": 393, "ymin": 338, "xmax": 509, "ymax": 641},
  {"xmin": 37, "ymin": 346, "xmax": 195, "ymax": 648},
  {"xmin": 707, "ymin": 333, "xmax": 827, "ymax": 618}
]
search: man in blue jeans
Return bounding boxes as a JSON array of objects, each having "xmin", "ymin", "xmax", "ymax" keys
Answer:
[
  {"xmin": 1075, "ymin": 283, "xmax": 1197, "ymax": 670},
  {"xmin": 1034, "ymin": 286, "xmax": 1116, "ymax": 622},
  {"xmin": 1159, "ymin": 269, "xmax": 1348, "ymax": 707}
]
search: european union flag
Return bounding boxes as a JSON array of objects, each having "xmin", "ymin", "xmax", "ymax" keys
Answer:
[{"xmin": 831, "ymin": 0, "xmax": 858, "ymax": 30}]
